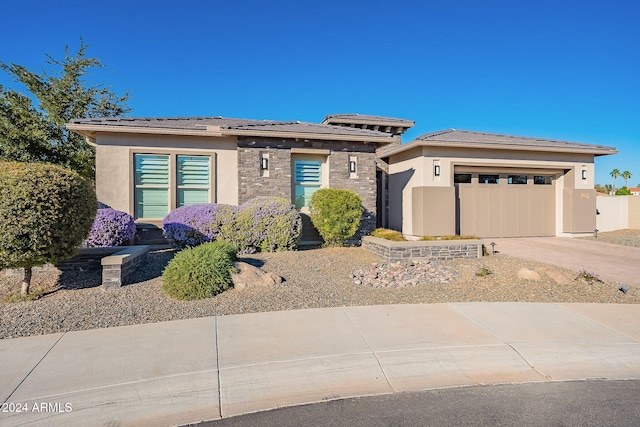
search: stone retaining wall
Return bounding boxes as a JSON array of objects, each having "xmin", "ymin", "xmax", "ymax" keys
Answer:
[{"xmin": 362, "ymin": 236, "xmax": 483, "ymax": 262}]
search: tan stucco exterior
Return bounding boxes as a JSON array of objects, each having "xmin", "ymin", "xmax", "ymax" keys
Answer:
[
  {"xmin": 387, "ymin": 145, "xmax": 600, "ymax": 238},
  {"xmin": 94, "ymin": 133, "xmax": 238, "ymax": 218}
]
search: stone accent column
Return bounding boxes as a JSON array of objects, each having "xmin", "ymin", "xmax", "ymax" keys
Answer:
[
  {"xmin": 237, "ymin": 141, "xmax": 292, "ymax": 204},
  {"xmin": 328, "ymin": 151, "xmax": 378, "ymax": 239}
]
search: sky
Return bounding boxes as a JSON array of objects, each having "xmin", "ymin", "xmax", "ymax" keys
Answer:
[{"xmin": 1, "ymin": 0, "xmax": 638, "ymax": 187}]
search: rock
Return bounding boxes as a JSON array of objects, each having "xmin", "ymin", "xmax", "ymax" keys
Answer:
[
  {"xmin": 231, "ymin": 262, "xmax": 283, "ymax": 290},
  {"xmin": 518, "ymin": 268, "xmax": 541, "ymax": 281},
  {"xmin": 542, "ymin": 268, "xmax": 573, "ymax": 285}
]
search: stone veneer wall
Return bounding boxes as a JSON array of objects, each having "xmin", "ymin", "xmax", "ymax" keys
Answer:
[
  {"xmin": 362, "ymin": 236, "xmax": 483, "ymax": 262},
  {"xmin": 237, "ymin": 136, "xmax": 379, "ymax": 240},
  {"xmin": 328, "ymin": 150, "xmax": 378, "ymax": 238}
]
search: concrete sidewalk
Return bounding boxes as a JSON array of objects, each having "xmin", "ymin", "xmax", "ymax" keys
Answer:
[
  {"xmin": 1, "ymin": 303, "xmax": 640, "ymax": 426},
  {"xmin": 490, "ymin": 237, "xmax": 640, "ymax": 287}
]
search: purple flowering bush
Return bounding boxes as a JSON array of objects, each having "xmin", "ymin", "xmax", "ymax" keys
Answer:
[
  {"xmin": 82, "ymin": 208, "xmax": 136, "ymax": 247},
  {"xmin": 221, "ymin": 197, "xmax": 302, "ymax": 254},
  {"xmin": 162, "ymin": 203, "xmax": 235, "ymax": 249}
]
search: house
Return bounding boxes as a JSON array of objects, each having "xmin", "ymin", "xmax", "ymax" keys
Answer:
[
  {"xmin": 379, "ymin": 129, "xmax": 617, "ymax": 238},
  {"xmin": 630, "ymin": 187, "xmax": 640, "ymax": 195},
  {"xmin": 66, "ymin": 115, "xmax": 414, "ymax": 244},
  {"xmin": 67, "ymin": 115, "xmax": 617, "ymax": 241}
]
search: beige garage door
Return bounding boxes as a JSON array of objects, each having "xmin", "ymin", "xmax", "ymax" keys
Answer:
[{"xmin": 455, "ymin": 172, "xmax": 556, "ymax": 237}]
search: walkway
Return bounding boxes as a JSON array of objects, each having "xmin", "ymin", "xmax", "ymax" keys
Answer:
[
  {"xmin": 1, "ymin": 303, "xmax": 639, "ymax": 426},
  {"xmin": 490, "ymin": 237, "xmax": 640, "ymax": 286}
]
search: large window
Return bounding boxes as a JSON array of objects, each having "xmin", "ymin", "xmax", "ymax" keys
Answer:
[
  {"xmin": 294, "ymin": 160, "xmax": 322, "ymax": 209},
  {"xmin": 177, "ymin": 155, "xmax": 210, "ymax": 206},
  {"xmin": 134, "ymin": 153, "xmax": 212, "ymax": 219},
  {"xmin": 134, "ymin": 154, "xmax": 170, "ymax": 219}
]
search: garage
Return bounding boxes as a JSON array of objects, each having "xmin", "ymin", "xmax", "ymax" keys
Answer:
[{"xmin": 455, "ymin": 169, "xmax": 558, "ymax": 237}]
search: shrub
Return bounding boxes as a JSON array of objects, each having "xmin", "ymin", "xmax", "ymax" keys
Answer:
[
  {"xmin": 221, "ymin": 197, "xmax": 302, "ymax": 254},
  {"xmin": 162, "ymin": 241, "xmax": 237, "ymax": 300},
  {"xmin": 162, "ymin": 203, "xmax": 235, "ymax": 249},
  {"xmin": 309, "ymin": 188, "xmax": 362, "ymax": 246},
  {"xmin": 371, "ymin": 228, "xmax": 406, "ymax": 241},
  {"xmin": 0, "ymin": 161, "xmax": 97, "ymax": 296},
  {"xmin": 82, "ymin": 208, "xmax": 136, "ymax": 247}
]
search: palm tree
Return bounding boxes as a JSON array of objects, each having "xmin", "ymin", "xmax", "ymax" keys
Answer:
[
  {"xmin": 610, "ymin": 168, "xmax": 620, "ymax": 192},
  {"xmin": 621, "ymin": 170, "xmax": 632, "ymax": 188}
]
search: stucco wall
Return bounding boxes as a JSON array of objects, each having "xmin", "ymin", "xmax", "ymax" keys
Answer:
[
  {"xmin": 387, "ymin": 145, "xmax": 596, "ymax": 237},
  {"xmin": 595, "ymin": 195, "xmax": 640, "ymax": 231},
  {"xmin": 94, "ymin": 133, "xmax": 238, "ymax": 217}
]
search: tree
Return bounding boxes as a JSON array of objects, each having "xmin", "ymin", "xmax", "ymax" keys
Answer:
[
  {"xmin": 0, "ymin": 161, "xmax": 97, "ymax": 297},
  {"xmin": 610, "ymin": 168, "xmax": 620, "ymax": 191},
  {"xmin": 615, "ymin": 186, "xmax": 631, "ymax": 196},
  {"xmin": 621, "ymin": 170, "xmax": 632, "ymax": 187},
  {"xmin": 0, "ymin": 41, "xmax": 130, "ymax": 179}
]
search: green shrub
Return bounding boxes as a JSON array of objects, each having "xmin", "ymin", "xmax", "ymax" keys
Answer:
[
  {"xmin": 162, "ymin": 241, "xmax": 237, "ymax": 300},
  {"xmin": 220, "ymin": 197, "xmax": 301, "ymax": 254},
  {"xmin": 371, "ymin": 228, "xmax": 406, "ymax": 241},
  {"xmin": 0, "ymin": 161, "xmax": 97, "ymax": 296},
  {"xmin": 309, "ymin": 188, "xmax": 363, "ymax": 246}
]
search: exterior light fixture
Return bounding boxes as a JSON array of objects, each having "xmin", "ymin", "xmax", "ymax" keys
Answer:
[
  {"xmin": 582, "ymin": 170, "xmax": 587, "ymax": 180},
  {"xmin": 434, "ymin": 165, "xmax": 440, "ymax": 176},
  {"xmin": 490, "ymin": 241, "xmax": 496, "ymax": 255},
  {"xmin": 349, "ymin": 160, "xmax": 356, "ymax": 173},
  {"xmin": 260, "ymin": 157, "xmax": 268, "ymax": 170},
  {"xmin": 593, "ymin": 228, "xmax": 598, "ymax": 238}
]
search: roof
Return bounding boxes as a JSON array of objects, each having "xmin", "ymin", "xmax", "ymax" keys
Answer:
[
  {"xmin": 66, "ymin": 116, "xmax": 398, "ymax": 145},
  {"xmin": 322, "ymin": 113, "xmax": 414, "ymax": 135},
  {"xmin": 380, "ymin": 128, "xmax": 618, "ymax": 158}
]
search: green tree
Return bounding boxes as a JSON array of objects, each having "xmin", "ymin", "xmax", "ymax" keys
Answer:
[
  {"xmin": 610, "ymin": 168, "xmax": 620, "ymax": 191},
  {"xmin": 0, "ymin": 41, "xmax": 130, "ymax": 179},
  {"xmin": 621, "ymin": 170, "xmax": 632, "ymax": 187},
  {"xmin": 615, "ymin": 186, "xmax": 631, "ymax": 196},
  {"xmin": 0, "ymin": 161, "xmax": 97, "ymax": 297}
]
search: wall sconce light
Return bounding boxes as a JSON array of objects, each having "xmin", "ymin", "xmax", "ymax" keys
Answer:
[
  {"xmin": 434, "ymin": 165, "xmax": 440, "ymax": 176},
  {"xmin": 582, "ymin": 170, "xmax": 587, "ymax": 180},
  {"xmin": 349, "ymin": 160, "xmax": 356, "ymax": 173},
  {"xmin": 260, "ymin": 157, "xmax": 268, "ymax": 170}
]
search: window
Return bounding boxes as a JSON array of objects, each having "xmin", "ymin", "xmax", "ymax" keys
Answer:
[
  {"xmin": 294, "ymin": 160, "xmax": 322, "ymax": 209},
  {"xmin": 177, "ymin": 155, "xmax": 210, "ymax": 206},
  {"xmin": 454, "ymin": 173, "xmax": 472, "ymax": 184},
  {"xmin": 134, "ymin": 154, "xmax": 170, "ymax": 219},
  {"xmin": 134, "ymin": 153, "xmax": 213, "ymax": 219},
  {"xmin": 508, "ymin": 175, "xmax": 528, "ymax": 185},
  {"xmin": 479, "ymin": 174, "xmax": 499, "ymax": 184},
  {"xmin": 534, "ymin": 175, "xmax": 552, "ymax": 185}
]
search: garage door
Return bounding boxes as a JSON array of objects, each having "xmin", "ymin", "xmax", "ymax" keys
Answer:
[{"xmin": 455, "ymin": 172, "xmax": 556, "ymax": 237}]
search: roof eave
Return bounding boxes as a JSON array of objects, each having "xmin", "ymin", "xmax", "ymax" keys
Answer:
[
  {"xmin": 379, "ymin": 140, "xmax": 618, "ymax": 159},
  {"xmin": 66, "ymin": 123, "xmax": 399, "ymax": 145}
]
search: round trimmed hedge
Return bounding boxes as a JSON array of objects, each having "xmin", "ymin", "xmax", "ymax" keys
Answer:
[
  {"xmin": 0, "ymin": 161, "xmax": 97, "ymax": 270},
  {"xmin": 162, "ymin": 240, "xmax": 237, "ymax": 300},
  {"xmin": 310, "ymin": 188, "xmax": 362, "ymax": 246},
  {"xmin": 83, "ymin": 208, "xmax": 136, "ymax": 247}
]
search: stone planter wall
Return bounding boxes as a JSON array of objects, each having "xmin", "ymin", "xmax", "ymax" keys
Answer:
[{"xmin": 362, "ymin": 236, "xmax": 483, "ymax": 262}]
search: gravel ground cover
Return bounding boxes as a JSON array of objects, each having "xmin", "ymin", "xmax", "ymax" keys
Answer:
[
  {"xmin": 579, "ymin": 229, "xmax": 640, "ymax": 248},
  {"xmin": 1, "ymin": 246, "xmax": 638, "ymax": 339}
]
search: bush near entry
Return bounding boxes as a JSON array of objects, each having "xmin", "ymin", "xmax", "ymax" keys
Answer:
[
  {"xmin": 162, "ymin": 203, "xmax": 235, "ymax": 249},
  {"xmin": 310, "ymin": 188, "xmax": 363, "ymax": 247},
  {"xmin": 162, "ymin": 241, "xmax": 237, "ymax": 300},
  {"xmin": 0, "ymin": 161, "xmax": 97, "ymax": 296},
  {"xmin": 83, "ymin": 208, "xmax": 136, "ymax": 247},
  {"xmin": 220, "ymin": 197, "xmax": 302, "ymax": 254}
]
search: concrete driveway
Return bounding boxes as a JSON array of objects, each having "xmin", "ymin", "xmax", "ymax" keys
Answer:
[{"xmin": 489, "ymin": 237, "xmax": 640, "ymax": 287}]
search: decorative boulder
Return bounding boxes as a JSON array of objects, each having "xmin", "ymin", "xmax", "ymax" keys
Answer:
[
  {"xmin": 231, "ymin": 262, "xmax": 283, "ymax": 290},
  {"xmin": 518, "ymin": 268, "xmax": 541, "ymax": 281}
]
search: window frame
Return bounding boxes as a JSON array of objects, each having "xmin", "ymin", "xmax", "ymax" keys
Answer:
[{"xmin": 130, "ymin": 150, "xmax": 216, "ymax": 220}]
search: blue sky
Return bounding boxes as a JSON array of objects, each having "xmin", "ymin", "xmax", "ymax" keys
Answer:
[{"xmin": 2, "ymin": 0, "xmax": 638, "ymax": 186}]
